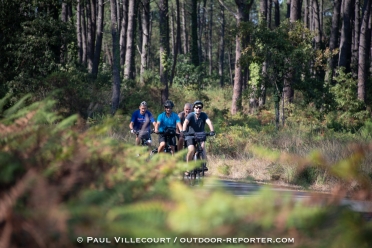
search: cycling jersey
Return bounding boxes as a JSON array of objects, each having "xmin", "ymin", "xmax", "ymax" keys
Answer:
[
  {"xmin": 178, "ymin": 111, "xmax": 187, "ymax": 125},
  {"xmin": 185, "ymin": 112, "xmax": 209, "ymax": 140},
  {"xmin": 157, "ymin": 112, "xmax": 180, "ymax": 132},
  {"xmin": 130, "ymin": 110, "xmax": 155, "ymax": 131}
]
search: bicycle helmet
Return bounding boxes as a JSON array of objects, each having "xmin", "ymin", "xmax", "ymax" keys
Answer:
[
  {"xmin": 140, "ymin": 101, "xmax": 147, "ymax": 106},
  {"xmin": 193, "ymin": 100, "xmax": 203, "ymax": 108},
  {"xmin": 164, "ymin": 100, "xmax": 174, "ymax": 108}
]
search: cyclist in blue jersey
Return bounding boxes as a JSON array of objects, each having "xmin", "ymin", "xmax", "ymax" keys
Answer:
[
  {"xmin": 129, "ymin": 101, "xmax": 156, "ymax": 146},
  {"xmin": 155, "ymin": 100, "xmax": 182, "ymax": 154}
]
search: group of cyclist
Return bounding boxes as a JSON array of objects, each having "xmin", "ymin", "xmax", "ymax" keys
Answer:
[{"xmin": 129, "ymin": 100, "xmax": 215, "ymax": 167}]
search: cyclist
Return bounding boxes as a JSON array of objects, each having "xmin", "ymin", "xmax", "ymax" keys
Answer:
[
  {"xmin": 177, "ymin": 103, "xmax": 193, "ymax": 152},
  {"xmin": 155, "ymin": 100, "xmax": 182, "ymax": 154},
  {"xmin": 182, "ymin": 100, "xmax": 215, "ymax": 168},
  {"xmin": 129, "ymin": 101, "xmax": 156, "ymax": 147}
]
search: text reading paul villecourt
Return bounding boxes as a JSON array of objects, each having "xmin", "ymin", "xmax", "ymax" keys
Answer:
[{"xmin": 80, "ymin": 237, "xmax": 295, "ymax": 244}]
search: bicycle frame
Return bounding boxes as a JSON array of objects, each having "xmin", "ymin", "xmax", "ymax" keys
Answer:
[
  {"xmin": 184, "ymin": 132, "xmax": 211, "ymax": 180},
  {"xmin": 155, "ymin": 130, "xmax": 177, "ymax": 154},
  {"xmin": 134, "ymin": 130, "xmax": 154, "ymax": 146}
]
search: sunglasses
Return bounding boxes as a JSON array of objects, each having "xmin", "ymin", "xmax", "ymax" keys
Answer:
[
  {"xmin": 165, "ymin": 107, "xmax": 172, "ymax": 109},
  {"xmin": 195, "ymin": 106, "xmax": 203, "ymax": 109}
]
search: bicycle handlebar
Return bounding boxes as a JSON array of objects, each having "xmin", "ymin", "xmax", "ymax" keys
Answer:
[
  {"xmin": 154, "ymin": 131, "xmax": 179, "ymax": 135},
  {"xmin": 132, "ymin": 130, "xmax": 155, "ymax": 135},
  {"xmin": 183, "ymin": 132, "xmax": 215, "ymax": 137}
]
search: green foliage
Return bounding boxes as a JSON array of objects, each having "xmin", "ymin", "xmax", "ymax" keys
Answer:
[
  {"xmin": 331, "ymin": 68, "xmax": 364, "ymax": 113},
  {"xmin": 172, "ymin": 55, "xmax": 209, "ymax": 90},
  {"xmin": 2, "ymin": 96, "xmax": 372, "ymax": 247},
  {"xmin": 242, "ymin": 20, "xmax": 323, "ymax": 105},
  {"xmin": 325, "ymin": 68, "xmax": 370, "ymax": 131},
  {"xmin": 217, "ymin": 164, "xmax": 231, "ymax": 176}
]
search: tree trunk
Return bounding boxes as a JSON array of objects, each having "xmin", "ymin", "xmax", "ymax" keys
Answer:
[
  {"xmin": 325, "ymin": 0, "xmax": 341, "ymax": 84},
  {"xmin": 92, "ymin": 0, "xmax": 104, "ymax": 78},
  {"xmin": 116, "ymin": 0, "xmax": 121, "ymax": 32},
  {"xmin": 357, "ymin": 0, "xmax": 371, "ymax": 103},
  {"xmin": 60, "ymin": 2, "xmax": 68, "ymax": 64},
  {"xmin": 273, "ymin": 0, "xmax": 280, "ymax": 27},
  {"xmin": 283, "ymin": 0, "xmax": 301, "ymax": 104},
  {"xmin": 110, "ymin": 0, "xmax": 121, "ymax": 115},
  {"xmin": 170, "ymin": 0, "xmax": 182, "ymax": 86},
  {"xmin": 231, "ymin": 0, "xmax": 254, "ymax": 115},
  {"xmin": 138, "ymin": 6, "xmax": 143, "ymax": 58},
  {"xmin": 352, "ymin": 0, "xmax": 361, "ymax": 73},
  {"xmin": 338, "ymin": 0, "xmax": 353, "ymax": 72},
  {"xmin": 290, "ymin": 0, "xmax": 301, "ymax": 21},
  {"xmin": 218, "ymin": 3, "xmax": 225, "ymax": 87},
  {"xmin": 267, "ymin": 0, "xmax": 272, "ymax": 29},
  {"xmin": 260, "ymin": 0, "xmax": 267, "ymax": 22},
  {"xmin": 286, "ymin": 0, "xmax": 291, "ymax": 19},
  {"xmin": 181, "ymin": 0, "xmax": 188, "ymax": 54},
  {"xmin": 119, "ymin": 0, "xmax": 128, "ymax": 67},
  {"xmin": 191, "ymin": 0, "xmax": 199, "ymax": 66},
  {"xmin": 208, "ymin": 0, "xmax": 213, "ymax": 75},
  {"xmin": 304, "ymin": 0, "xmax": 309, "ymax": 28},
  {"xmin": 229, "ymin": 37, "xmax": 234, "ymax": 86},
  {"xmin": 104, "ymin": 40, "xmax": 113, "ymax": 66},
  {"xmin": 159, "ymin": 0, "xmax": 170, "ymax": 103},
  {"xmin": 198, "ymin": 0, "xmax": 206, "ymax": 64},
  {"xmin": 76, "ymin": 0, "xmax": 83, "ymax": 64},
  {"xmin": 81, "ymin": 4, "xmax": 87, "ymax": 66},
  {"xmin": 259, "ymin": 0, "xmax": 268, "ymax": 107},
  {"xmin": 140, "ymin": 0, "xmax": 150, "ymax": 80},
  {"xmin": 86, "ymin": 0, "xmax": 96, "ymax": 73},
  {"xmin": 176, "ymin": 0, "xmax": 182, "ymax": 55},
  {"xmin": 148, "ymin": 11, "xmax": 153, "ymax": 68},
  {"xmin": 170, "ymin": 4, "xmax": 175, "ymax": 57},
  {"xmin": 312, "ymin": 0, "xmax": 322, "ymax": 49},
  {"xmin": 124, "ymin": 0, "xmax": 137, "ymax": 80}
]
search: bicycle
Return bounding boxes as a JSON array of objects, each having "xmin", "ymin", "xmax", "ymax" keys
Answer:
[
  {"xmin": 133, "ymin": 130, "xmax": 154, "ymax": 147},
  {"xmin": 152, "ymin": 127, "xmax": 178, "ymax": 155},
  {"xmin": 183, "ymin": 132, "xmax": 213, "ymax": 183}
]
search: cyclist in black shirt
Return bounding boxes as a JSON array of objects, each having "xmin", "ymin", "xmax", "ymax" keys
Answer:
[{"xmin": 182, "ymin": 100, "xmax": 215, "ymax": 164}]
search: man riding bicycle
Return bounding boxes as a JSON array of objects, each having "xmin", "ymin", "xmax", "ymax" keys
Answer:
[
  {"xmin": 155, "ymin": 100, "xmax": 183, "ymax": 154},
  {"xmin": 182, "ymin": 100, "xmax": 215, "ymax": 168},
  {"xmin": 177, "ymin": 103, "xmax": 193, "ymax": 152},
  {"xmin": 129, "ymin": 101, "xmax": 156, "ymax": 147}
]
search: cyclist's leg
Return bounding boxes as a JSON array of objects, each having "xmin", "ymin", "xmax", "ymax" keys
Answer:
[
  {"xmin": 177, "ymin": 135, "xmax": 184, "ymax": 152},
  {"xmin": 200, "ymin": 141, "xmax": 208, "ymax": 170},
  {"xmin": 158, "ymin": 134, "xmax": 166, "ymax": 153},
  {"xmin": 186, "ymin": 141, "xmax": 195, "ymax": 162},
  {"xmin": 135, "ymin": 135, "xmax": 141, "ymax": 145},
  {"xmin": 169, "ymin": 135, "xmax": 177, "ymax": 155},
  {"xmin": 200, "ymin": 141, "xmax": 206, "ymax": 158}
]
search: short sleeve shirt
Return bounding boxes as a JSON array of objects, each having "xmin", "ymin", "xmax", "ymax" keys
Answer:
[
  {"xmin": 130, "ymin": 110, "xmax": 155, "ymax": 131},
  {"xmin": 157, "ymin": 112, "xmax": 180, "ymax": 132},
  {"xmin": 178, "ymin": 111, "xmax": 186, "ymax": 125},
  {"xmin": 185, "ymin": 112, "xmax": 209, "ymax": 138}
]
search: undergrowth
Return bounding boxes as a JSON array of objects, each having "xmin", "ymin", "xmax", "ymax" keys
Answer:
[{"xmin": 2, "ymin": 88, "xmax": 372, "ymax": 247}]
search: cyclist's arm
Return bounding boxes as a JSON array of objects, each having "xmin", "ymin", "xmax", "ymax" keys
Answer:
[
  {"xmin": 129, "ymin": 112, "xmax": 136, "ymax": 130},
  {"xmin": 206, "ymin": 119, "xmax": 214, "ymax": 132},
  {"xmin": 182, "ymin": 119, "xmax": 189, "ymax": 131},
  {"xmin": 155, "ymin": 121, "xmax": 161, "ymax": 133},
  {"xmin": 176, "ymin": 122, "xmax": 182, "ymax": 133}
]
